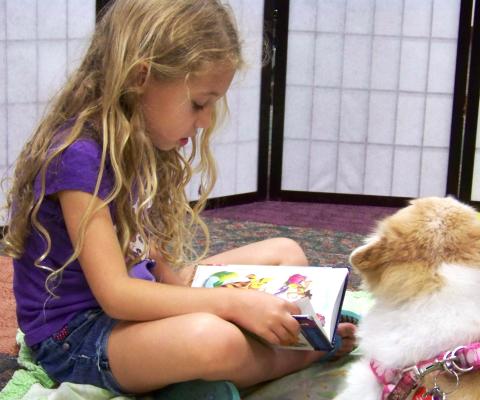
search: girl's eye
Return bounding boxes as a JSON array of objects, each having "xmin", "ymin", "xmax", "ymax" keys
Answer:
[{"xmin": 192, "ymin": 102, "xmax": 205, "ymax": 111}]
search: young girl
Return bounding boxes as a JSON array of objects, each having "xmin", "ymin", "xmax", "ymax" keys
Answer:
[{"xmin": 3, "ymin": 0, "xmax": 356, "ymax": 396}]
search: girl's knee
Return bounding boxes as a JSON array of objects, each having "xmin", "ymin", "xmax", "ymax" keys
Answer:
[
  {"xmin": 269, "ymin": 238, "xmax": 308, "ymax": 266},
  {"xmin": 188, "ymin": 313, "xmax": 248, "ymax": 369}
]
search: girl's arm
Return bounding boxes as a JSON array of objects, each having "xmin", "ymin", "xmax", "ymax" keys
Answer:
[{"xmin": 58, "ymin": 190, "xmax": 301, "ymax": 346}]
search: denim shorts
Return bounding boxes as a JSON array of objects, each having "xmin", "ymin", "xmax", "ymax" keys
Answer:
[{"xmin": 30, "ymin": 308, "xmax": 127, "ymax": 396}]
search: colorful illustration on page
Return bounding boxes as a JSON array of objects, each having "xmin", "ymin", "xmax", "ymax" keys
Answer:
[{"xmin": 202, "ymin": 271, "xmax": 312, "ymax": 301}]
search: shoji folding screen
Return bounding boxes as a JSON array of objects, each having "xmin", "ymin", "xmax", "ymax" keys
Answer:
[
  {"xmin": 281, "ymin": 0, "xmax": 461, "ymax": 200},
  {"xmin": 1, "ymin": 0, "xmax": 473, "ymax": 210},
  {"xmin": 0, "ymin": 0, "xmax": 96, "ymax": 209}
]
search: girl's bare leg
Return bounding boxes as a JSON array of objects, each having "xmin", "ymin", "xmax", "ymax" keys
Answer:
[
  {"xmin": 170, "ymin": 238, "xmax": 309, "ymax": 285},
  {"xmin": 201, "ymin": 237, "xmax": 309, "ymax": 266},
  {"xmin": 108, "ymin": 238, "xmax": 355, "ymax": 393},
  {"xmin": 108, "ymin": 313, "xmax": 356, "ymax": 393}
]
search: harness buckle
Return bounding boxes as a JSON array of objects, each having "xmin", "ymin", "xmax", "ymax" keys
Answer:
[{"xmin": 419, "ymin": 359, "xmax": 448, "ymax": 378}]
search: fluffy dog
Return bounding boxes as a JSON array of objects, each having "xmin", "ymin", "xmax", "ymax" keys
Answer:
[{"xmin": 334, "ymin": 197, "xmax": 480, "ymax": 400}]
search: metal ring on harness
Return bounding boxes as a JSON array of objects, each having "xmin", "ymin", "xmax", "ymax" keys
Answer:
[{"xmin": 444, "ymin": 346, "xmax": 474, "ymax": 374}]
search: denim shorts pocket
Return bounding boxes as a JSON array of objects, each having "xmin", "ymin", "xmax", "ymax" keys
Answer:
[{"xmin": 49, "ymin": 309, "xmax": 103, "ymax": 355}]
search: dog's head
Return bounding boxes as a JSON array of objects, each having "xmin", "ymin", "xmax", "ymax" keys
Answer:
[{"xmin": 350, "ymin": 197, "xmax": 480, "ymax": 305}]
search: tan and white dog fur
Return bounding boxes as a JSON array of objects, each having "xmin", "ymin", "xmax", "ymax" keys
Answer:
[{"xmin": 334, "ymin": 197, "xmax": 480, "ymax": 400}]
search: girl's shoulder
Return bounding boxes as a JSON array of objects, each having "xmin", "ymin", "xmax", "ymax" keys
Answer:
[
  {"xmin": 46, "ymin": 120, "xmax": 107, "ymax": 166},
  {"xmin": 35, "ymin": 120, "xmax": 113, "ymax": 200},
  {"xmin": 60, "ymin": 137, "xmax": 103, "ymax": 161}
]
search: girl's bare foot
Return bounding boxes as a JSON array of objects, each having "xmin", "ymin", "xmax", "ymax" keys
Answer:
[{"xmin": 312, "ymin": 322, "xmax": 357, "ymax": 362}]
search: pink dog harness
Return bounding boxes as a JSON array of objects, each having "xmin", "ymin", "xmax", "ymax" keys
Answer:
[{"xmin": 370, "ymin": 342, "xmax": 480, "ymax": 399}]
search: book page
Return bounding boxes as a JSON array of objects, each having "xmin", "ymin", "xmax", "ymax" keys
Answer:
[
  {"xmin": 192, "ymin": 264, "xmax": 349, "ymax": 344},
  {"xmin": 304, "ymin": 267, "xmax": 349, "ymax": 341}
]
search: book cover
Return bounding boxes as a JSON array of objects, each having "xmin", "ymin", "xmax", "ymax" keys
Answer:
[{"xmin": 191, "ymin": 264, "xmax": 349, "ymax": 351}]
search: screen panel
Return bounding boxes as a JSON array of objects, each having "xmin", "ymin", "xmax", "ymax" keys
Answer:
[
  {"xmin": 0, "ymin": 0, "xmax": 96, "ymax": 215},
  {"xmin": 281, "ymin": 0, "xmax": 461, "ymax": 198}
]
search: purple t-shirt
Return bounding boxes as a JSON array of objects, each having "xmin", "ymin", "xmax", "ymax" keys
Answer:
[{"xmin": 13, "ymin": 137, "xmax": 114, "ymax": 346}]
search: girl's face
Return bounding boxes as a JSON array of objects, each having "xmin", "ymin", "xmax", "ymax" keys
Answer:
[{"xmin": 140, "ymin": 65, "xmax": 235, "ymax": 151}]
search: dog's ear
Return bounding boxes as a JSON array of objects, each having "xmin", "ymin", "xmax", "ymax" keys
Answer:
[
  {"xmin": 349, "ymin": 237, "xmax": 388, "ymax": 289},
  {"xmin": 349, "ymin": 237, "xmax": 385, "ymax": 271}
]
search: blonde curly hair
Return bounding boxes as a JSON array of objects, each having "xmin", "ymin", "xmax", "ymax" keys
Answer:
[{"xmin": 2, "ymin": 0, "xmax": 243, "ymax": 294}]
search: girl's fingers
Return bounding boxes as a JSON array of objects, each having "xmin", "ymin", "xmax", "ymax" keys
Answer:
[
  {"xmin": 284, "ymin": 314, "xmax": 301, "ymax": 334},
  {"xmin": 268, "ymin": 321, "xmax": 299, "ymax": 346},
  {"xmin": 285, "ymin": 301, "xmax": 301, "ymax": 315}
]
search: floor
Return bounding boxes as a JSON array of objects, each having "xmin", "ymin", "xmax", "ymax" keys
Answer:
[{"xmin": 203, "ymin": 200, "xmax": 399, "ymax": 235}]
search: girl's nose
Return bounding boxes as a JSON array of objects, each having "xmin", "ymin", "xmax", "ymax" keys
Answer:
[{"xmin": 196, "ymin": 107, "xmax": 213, "ymax": 130}]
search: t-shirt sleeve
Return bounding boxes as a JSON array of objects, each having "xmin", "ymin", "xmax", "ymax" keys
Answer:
[{"xmin": 34, "ymin": 139, "xmax": 114, "ymax": 200}]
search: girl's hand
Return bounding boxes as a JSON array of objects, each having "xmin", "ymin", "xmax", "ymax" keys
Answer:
[{"xmin": 223, "ymin": 289, "xmax": 301, "ymax": 346}]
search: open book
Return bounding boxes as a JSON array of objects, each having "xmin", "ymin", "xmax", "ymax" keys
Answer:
[{"xmin": 191, "ymin": 264, "xmax": 349, "ymax": 351}]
